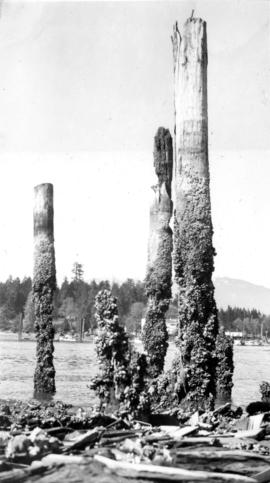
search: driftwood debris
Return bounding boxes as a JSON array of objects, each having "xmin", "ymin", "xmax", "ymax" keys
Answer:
[
  {"xmin": 94, "ymin": 454, "xmax": 257, "ymax": 482},
  {"xmin": 1, "ymin": 399, "xmax": 270, "ymax": 482},
  {"xmin": 0, "ymin": 462, "xmax": 47, "ymax": 483},
  {"xmin": 41, "ymin": 453, "xmax": 86, "ymax": 465},
  {"xmin": 254, "ymin": 468, "xmax": 270, "ymax": 483},
  {"xmin": 63, "ymin": 428, "xmax": 102, "ymax": 452}
]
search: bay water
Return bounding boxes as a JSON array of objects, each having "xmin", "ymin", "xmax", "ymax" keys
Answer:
[{"xmin": 0, "ymin": 334, "xmax": 269, "ymax": 408}]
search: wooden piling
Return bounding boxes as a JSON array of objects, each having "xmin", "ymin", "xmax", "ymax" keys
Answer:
[
  {"xmin": 18, "ymin": 313, "xmax": 23, "ymax": 341},
  {"xmin": 33, "ymin": 183, "xmax": 56, "ymax": 394},
  {"xmin": 143, "ymin": 127, "xmax": 173, "ymax": 377},
  {"xmin": 79, "ymin": 318, "xmax": 85, "ymax": 343},
  {"xmin": 171, "ymin": 18, "xmax": 219, "ymax": 409}
]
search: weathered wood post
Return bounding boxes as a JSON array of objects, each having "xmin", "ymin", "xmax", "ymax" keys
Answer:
[
  {"xmin": 18, "ymin": 313, "xmax": 23, "ymax": 341},
  {"xmin": 33, "ymin": 183, "xmax": 56, "ymax": 394},
  {"xmin": 82, "ymin": 317, "xmax": 85, "ymax": 340},
  {"xmin": 79, "ymin": 318, "xmax": 82, "ymax": 343},
  {"xmin": 171, "ymin": 17, "xmax": 219, "ymax": 409},
  {"xmin": 142, "ymin": 127, "xmax": 173, "ymax": 377},
  {"xmin": 79, "ymin": 317, "xmax": 85, "ymax": 343}
]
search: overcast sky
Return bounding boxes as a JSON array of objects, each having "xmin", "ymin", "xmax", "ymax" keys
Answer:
[{"xmin": 0, "ymin": 0, "xmax": 269, "ymax": 287}]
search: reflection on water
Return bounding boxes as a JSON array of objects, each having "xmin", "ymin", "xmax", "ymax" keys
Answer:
[
  {"xmin": 0, "ymin": 335, "xmax": 269, "ymax": 407},
  {"xmin": 33, "ymin": 391, "xmax": 55, "ymax": 404}
]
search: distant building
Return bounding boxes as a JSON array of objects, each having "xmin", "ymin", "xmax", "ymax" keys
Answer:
[{"xmin": 225, "ymin": 331, "xmax": 243, "ymax": 339}]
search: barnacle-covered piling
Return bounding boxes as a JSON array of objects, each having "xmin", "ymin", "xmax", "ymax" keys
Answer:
[
  {"xmin": 260, "ymin": 381, "xmax": 270, "ymax": 402},
  {"xmin": 215, "ymin": 328, "xmax": 234, "ymax": 402},
  {"xmin": 91, "ymin": 290, "xmax": 130, "ymax": 405},
  {"xmin": 33, "ymin": 183, "xmax": 56, "ymax": 394},
  {"xmin": 91, "ymin": 290, "xmax": 150, "ymax": 417},
  {"xmin": 142, "ymin": 127, "xmax": 173, "ymax": 377},
  {"xmin": 171, "ymin": 17, "xmax": 219, "ymax": 409}
]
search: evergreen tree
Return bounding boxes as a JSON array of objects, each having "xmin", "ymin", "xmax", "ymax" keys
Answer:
[{"xmin": 72, "ymin": 262, "xmax": 84, "ymax": 282}]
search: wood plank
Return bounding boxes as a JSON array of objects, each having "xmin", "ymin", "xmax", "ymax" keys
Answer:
[
  {"xmin": 64, "ymin": 428, "xmax": 101, "ymax": 452},
  {"xmin": 172, "ymin": 449, "xmax": 270, "ymax": 462},
  {"xmin": 254, "ymin": 467, "xmax": 270, "ymax": 483},
  {"xmin": 235, "ymin": 429, "xmax": 265, "ymax": 440},
  {"xmin": 160, "ymin": 426, "xmax": 198, "ymax": 439},
  {"xmin": 41, "ymin": 454, "xmax": 85, "ymax": 465},
  {"xmin": 94, "ymin": 454, "xmax": 258, "ymax": 482}
]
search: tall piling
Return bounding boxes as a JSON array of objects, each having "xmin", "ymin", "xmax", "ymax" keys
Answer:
[
  {"xmin": 142, "ymin": 127, "xmax": 173, "ymax": 377},
  {"xmin": 33, "ymin": 183, "xmax": 56, "ymax": 394},
  {"xmin": 18, "ymin": 313, "xmax": 23, "ymax": 341},
  {"xmin": 79, "ymin": 317, "xmax": 85, "ymax": 343},
  {"xmin": 171, "ymin": 17, "xmax": 219, "ymax": 409}
]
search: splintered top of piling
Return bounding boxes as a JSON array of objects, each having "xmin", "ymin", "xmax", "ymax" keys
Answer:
[
  {"xmin": 184, "ymin": 16, "xmax": 206, "ymax": 26},
  {"xmin": 172, "ymin": 17, "xmax": 207, "ymax": 65}
]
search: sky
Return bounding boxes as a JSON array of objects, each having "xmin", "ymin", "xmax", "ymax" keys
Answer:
[{"xmin": 0, "ymin": 0, "xmax": 269, "ymax": 286}]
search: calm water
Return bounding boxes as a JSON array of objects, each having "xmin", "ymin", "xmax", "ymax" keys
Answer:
[{"xmin": 0, "ymin": 334, "xmax": 269, "ymax": 407}]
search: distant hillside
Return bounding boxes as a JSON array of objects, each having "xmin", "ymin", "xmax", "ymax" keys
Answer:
[{"xmin": 214, "ymin": 277, "xmax": 270, "ymax": 315}]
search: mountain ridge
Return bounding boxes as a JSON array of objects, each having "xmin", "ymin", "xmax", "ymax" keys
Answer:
[{"xmin": 214, "ymin": 277, "xmax": 270, "ymax": 315}]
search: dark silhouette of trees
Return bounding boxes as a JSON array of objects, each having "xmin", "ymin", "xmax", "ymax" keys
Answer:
[{"xmin": 0, "ymin": 276, "xmax": 32, "ymax": 331}]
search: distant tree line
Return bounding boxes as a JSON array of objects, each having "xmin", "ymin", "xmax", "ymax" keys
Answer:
[
  {"xmin": 0, "ymin": 276, "xmax": 32, "ymax": 331},
  {"xmin": 219, "ymin": 305, "xmax": 270, "ymax": 338},
  {"xmin": 0, "ymin": 263, "xmax": 147, "ymax": 335},
  {"xmin": 1, "ymin": 266, "xmax": 270, "ymax": 339}
]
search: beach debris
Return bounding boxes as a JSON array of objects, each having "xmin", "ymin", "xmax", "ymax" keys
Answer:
[
  {"xmin": 5, "ymin": 427, "xmax": 61, "ymax": 464},
  {"xmin": 0, "ymin": 432, "xmax": 9, "ymax": 448},
  {"xmin": 64, "ymin": 428, "xmax": 102, "ymax": 452},
  {"xmin": 41, "ymin": 453, "xmax": 86, "ymax": 466},
  {"xmin": 160, "ymin": 425, "xmax": 198, "ymax": 439},
  {"xmin": 236, "ymin": 414, "xmax": 266, "ymax": 431},
  {"xmin": 254, "ymin": 467, "xmax": 270, "ymax": 483},
  {"xmin": 0, "ymin": 462, "xmax": 47, "ymax": 483},
  {"xmin": 1, "ymin": 399, "xmax": 270, "ymax": 482},
  {"xmin": 5, "ymin": 434, "xmax": 32, "ymax": 461},
  {"xmin": 213, "ymin": 402, "xmax": 243, "ymax": 419},
  {"xmin": 234, "ymin": 429, "xmax": 265, "ymax": 441},
  {"xmin": 0, "ymin": 416, "xmax": 11, "ymax": 430},
  {"xmin": 0, "ymin": 399, "xmax": 119, "ymax": 433},
  {"xmin": 94, "ymin": 454, "xmax": 258, "ymax": 482},
  {"xmin": 247, "ymin": 402, "xmax": 270, "ymax": 416},
  {"xmin": 260, "ymin": 382, "xmax": 270, "ymax": 403}
]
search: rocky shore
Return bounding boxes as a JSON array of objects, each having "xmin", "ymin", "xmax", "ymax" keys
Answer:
[{"xmin": 1, "ymin": 399, "xmax": 270, "ymax": 482}]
